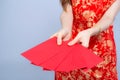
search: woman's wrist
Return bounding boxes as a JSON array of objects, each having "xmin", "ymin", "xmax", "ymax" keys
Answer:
[
  {"xmin": 88, "ymin": 26, "xmax": 101, "ymax": 36},
  {"xmin": 62, "ymin": 26, "xmax": 72, "ymax": 32}
]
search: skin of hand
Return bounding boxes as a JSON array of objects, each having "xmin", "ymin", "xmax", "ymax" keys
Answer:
[
  {"xmin": 50, "ymin": 28, "xmax": 72, "ymax": 45},
  {"xmin": 68, "ymin": 29, "xmax": 91, "ymax": 47}
]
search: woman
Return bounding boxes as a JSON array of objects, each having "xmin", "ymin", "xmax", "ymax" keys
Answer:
[{"xmin": 52, "ymin": 0, "xmax": 120, "ymax": 80}]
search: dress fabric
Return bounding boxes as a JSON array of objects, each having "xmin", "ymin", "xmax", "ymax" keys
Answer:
[{"xmin": 55, "ymin": 0, "xmax": 118, "ymax": 80}]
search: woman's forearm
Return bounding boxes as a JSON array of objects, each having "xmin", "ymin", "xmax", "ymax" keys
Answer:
[
  {"xmin": 60, "ymin": 4, "xmax": 73, "ymax": 30},
  {"xmin": 89, "ymin": 0, "xmax": 120, "ymax": 36}
]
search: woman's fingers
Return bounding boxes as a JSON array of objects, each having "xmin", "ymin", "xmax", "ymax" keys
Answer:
[
  {"xmin": 50, "ymin": 33, "xmax": 63, "ymax": 45},
  {"xmin": 57, "ymin": 34, "xmax": 63, "ymax": 45},
  {"xmin": 63, "ymin": 33, "xmax": 71, "ymax": 41},
  {"xmin": 68, "ymin": 35, "xmax": 79, "ymax": 46},
  {"xmin": 68, "ymin": 37, "xmax": 89, "ymax": 47},
  {"xmin": 50, "ymin": 32, "xmax": 63, "ymax": 45},
  {"xmin": 68, "ymin": 31, "xmax": 90, "ymax": 47},
  {"xmin": 81, "ymin": 39, "xmax": 89, "ymax": 47},
  {"xmin": 50, "ymin": 28, "xmax": 72, "ymax": 45}
]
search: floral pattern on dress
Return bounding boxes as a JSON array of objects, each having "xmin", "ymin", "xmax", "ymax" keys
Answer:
[{"xmin": 55, "ymin": 0, "xmax": 118, "ymax": 80}]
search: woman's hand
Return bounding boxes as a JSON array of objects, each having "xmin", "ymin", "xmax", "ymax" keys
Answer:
[
  {"xmin": 68, "ymin": 29, "xmax": 91, "ymax": 47},
  {"xmin": 50, "ymin": 28, "xmax": 72, "ymax": 45}
]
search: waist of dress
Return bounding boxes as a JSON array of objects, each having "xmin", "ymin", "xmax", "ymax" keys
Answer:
[
  {"xmin": 73, "ymin": 20, "xmax": 114, "ymax": 33},
  {"xmin": 73, "ymin": 20, "xmax": 95, "ymax": 29}
]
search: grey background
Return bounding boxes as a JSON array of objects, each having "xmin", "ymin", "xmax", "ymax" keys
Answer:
[{"xmin": 0, "ymin": 0, "xmax": 120, "ymax": 80}]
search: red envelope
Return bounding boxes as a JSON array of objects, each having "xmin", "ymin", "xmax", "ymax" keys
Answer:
[{"xmin": 21, "ymin": 37, "xmax": 103, "ymax": 72}]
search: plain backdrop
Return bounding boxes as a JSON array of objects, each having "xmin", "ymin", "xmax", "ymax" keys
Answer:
[{"xmin": 0, "ymin": 0, "xmax": 120, "ymax": 80}]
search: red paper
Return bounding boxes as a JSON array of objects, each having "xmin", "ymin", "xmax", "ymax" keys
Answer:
[{"xmin": 21, "ymin": 37, "xmax": 103, "ymax": 72}]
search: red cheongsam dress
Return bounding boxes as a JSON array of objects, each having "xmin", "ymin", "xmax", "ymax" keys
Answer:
[{"xmin": 55, "ymin": 0, "xmax": 118, "ymax": 80}]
